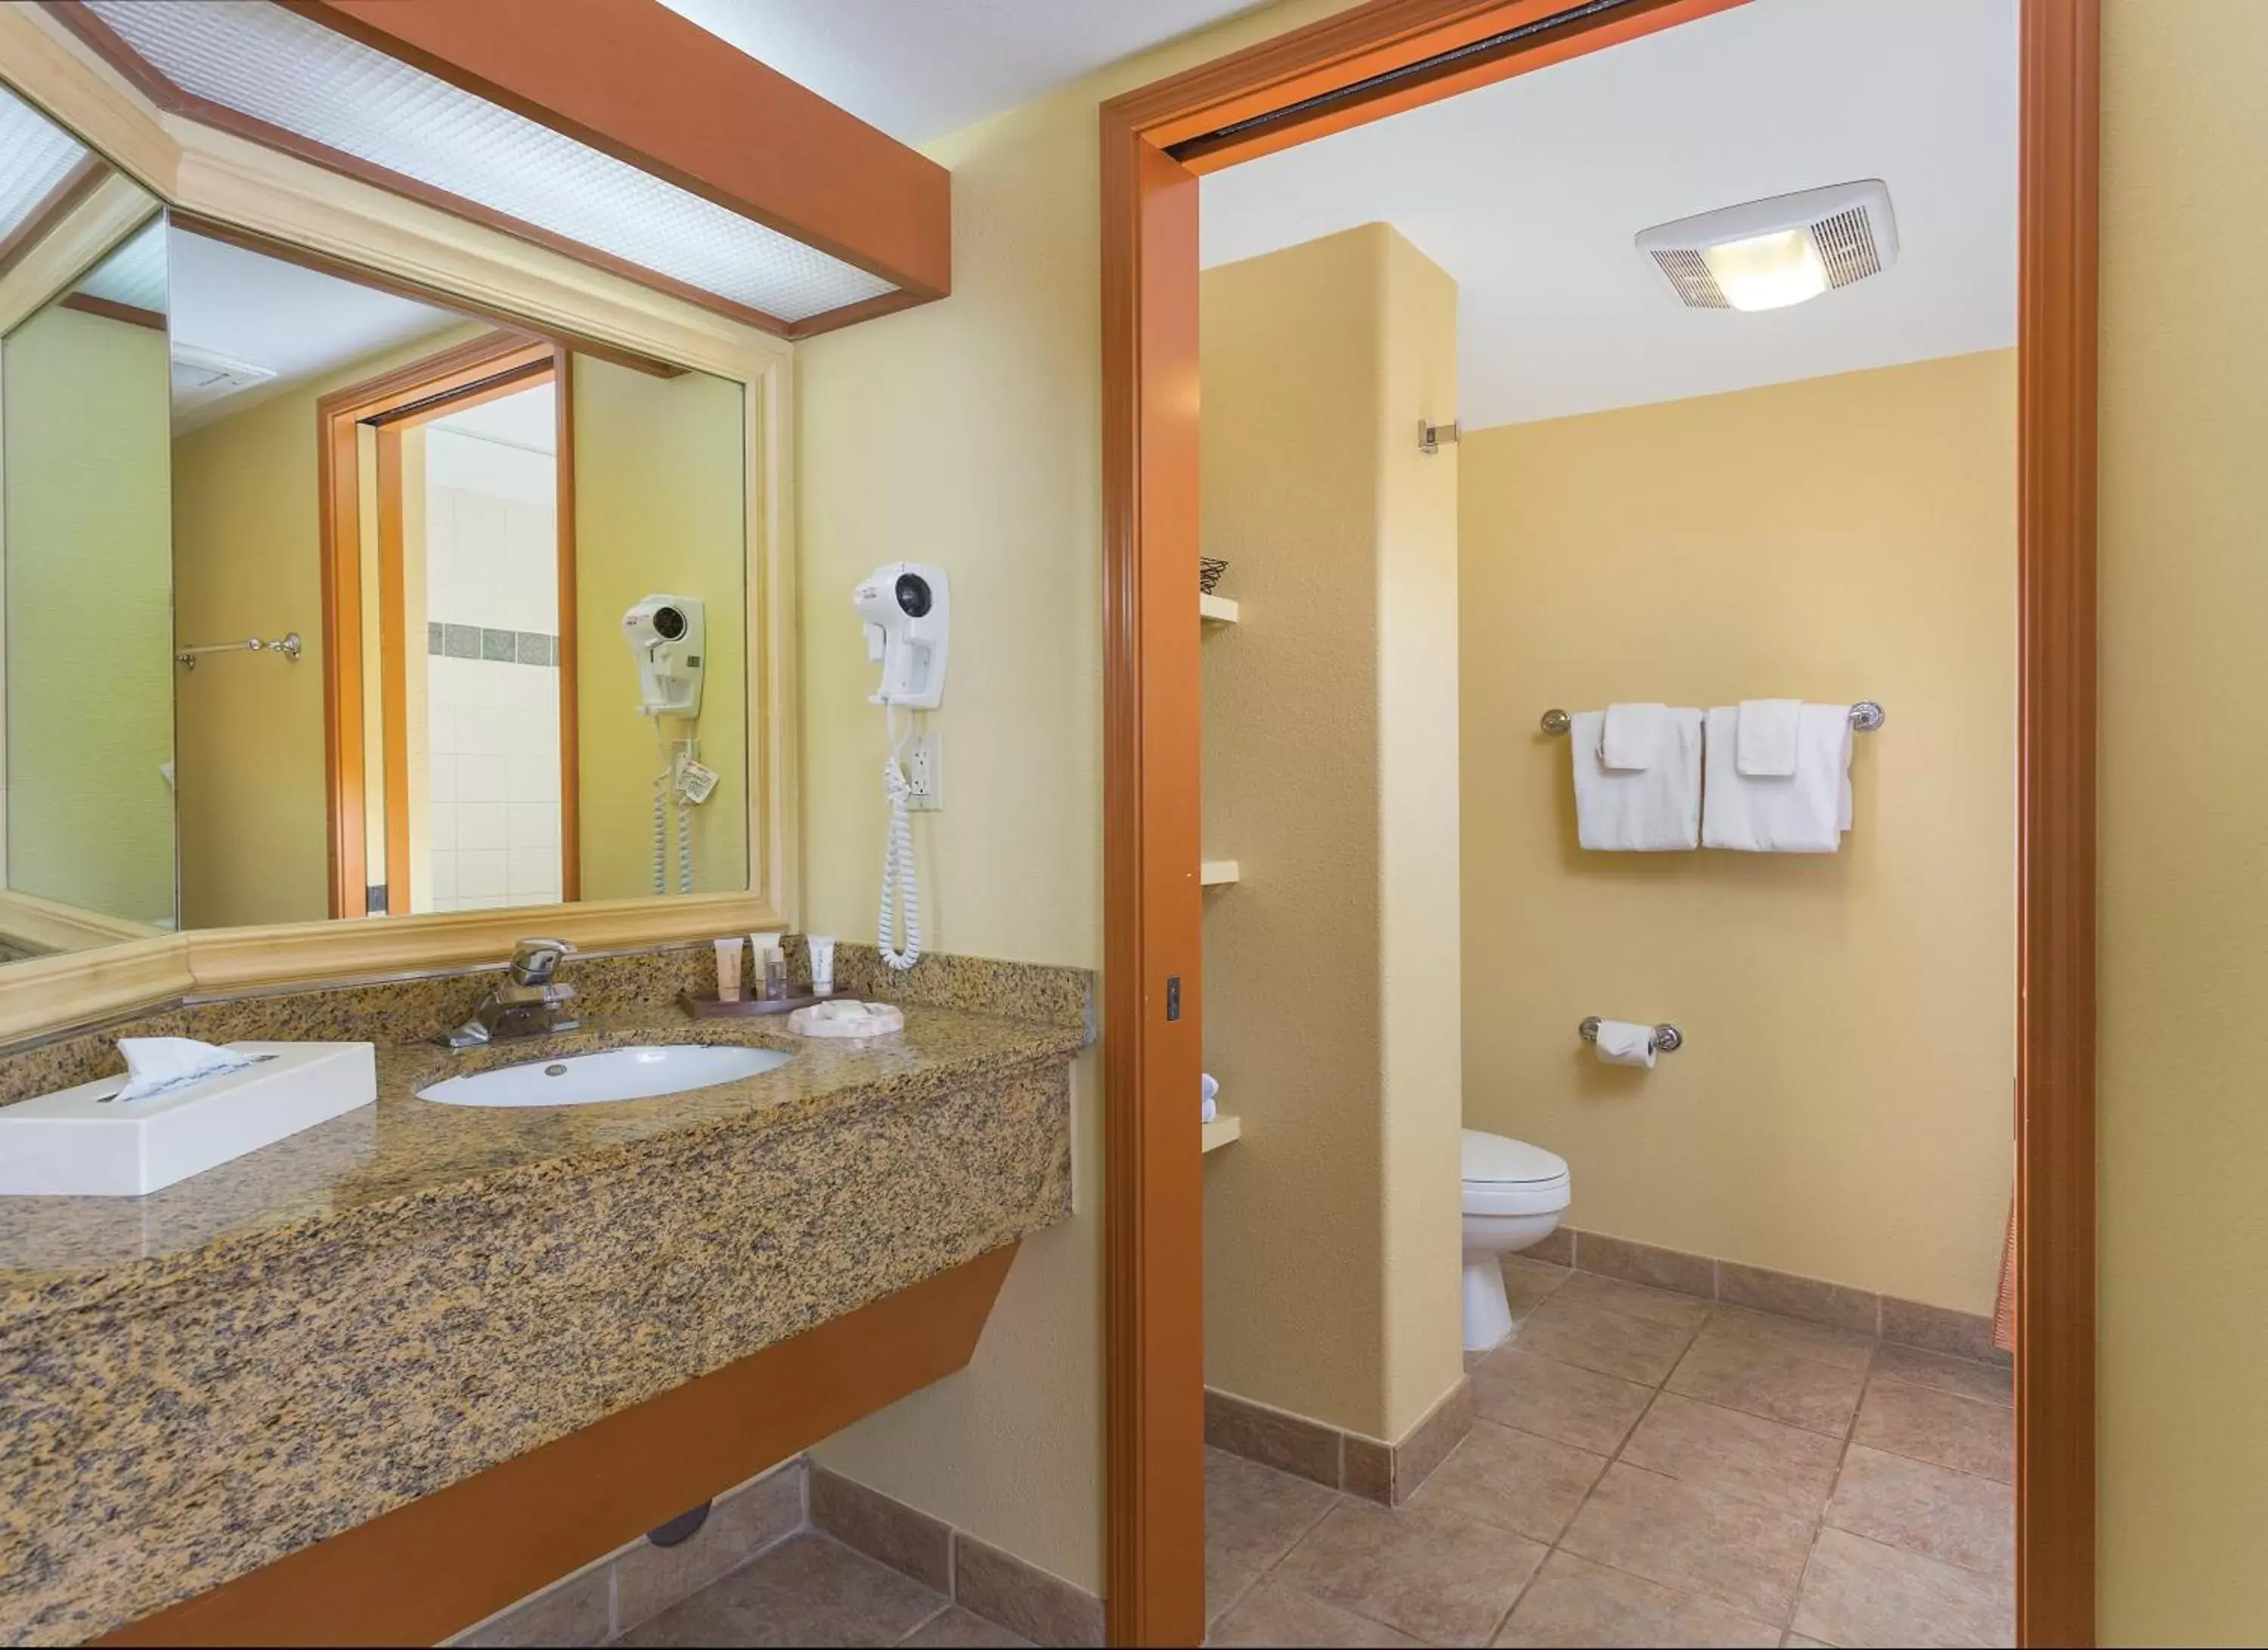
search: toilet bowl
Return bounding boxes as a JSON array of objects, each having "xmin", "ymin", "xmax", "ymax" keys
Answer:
[{"xmin": 1461, "ymin": 1128, "xmax": 1572, "ymax": 1352}]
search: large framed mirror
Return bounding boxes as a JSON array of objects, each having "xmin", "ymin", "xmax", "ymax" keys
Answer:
[{"xmin": 0, "ymin": 55, "xmax": 793, "ymax": 1031}]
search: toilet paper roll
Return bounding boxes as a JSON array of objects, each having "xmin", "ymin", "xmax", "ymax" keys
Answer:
[{"xmin": 1591, "ymin": 1020, "xmax": 1656, "ymax": 1069}]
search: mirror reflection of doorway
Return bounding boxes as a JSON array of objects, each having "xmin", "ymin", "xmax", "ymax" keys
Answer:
[{"xmin": 318, "ymin": 333, "xmax": 576, "ymax": 918}]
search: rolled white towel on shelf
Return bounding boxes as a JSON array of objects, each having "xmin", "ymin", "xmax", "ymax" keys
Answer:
[
  {"xmin": 1590, "ymin": 1021, "xmax": 1656, "ymax": 1069},
  {"xmin": 114, "ymin": 1037, "xmax": 259, "ymax": 1103},
  {"xmin": 1201, "ymin": 1072, "xmax": 1219, "ymax": 1125}
]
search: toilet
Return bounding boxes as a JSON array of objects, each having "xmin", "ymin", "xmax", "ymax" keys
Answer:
[{"xmin": 1461, "ymin": 1127, "xmax": 1572, "ymax": 1351}]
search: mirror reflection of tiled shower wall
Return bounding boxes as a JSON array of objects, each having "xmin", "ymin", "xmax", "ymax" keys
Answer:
[{"xmin": 419, "ymin": 390, "xmax": 561, "ymax": 912}]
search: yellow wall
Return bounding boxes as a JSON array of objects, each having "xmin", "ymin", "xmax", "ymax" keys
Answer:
[
  {"xmin": 1460, "ymin": 351, "xmax": 2017, "ymax": 1315},
  {"xmin": 792, "ymin": 0, "xmax": 1349, "ymax": 1593},
  {"xmin": 170, "ymin": 322, "xmax": 477, "ymax": 930},
  {"xmin": 2, "ymin": 304, "xmax": 175, "ymax": 926},
  {"xmin": 2099, "ymin": 3, "xmax": 2268, "ymax": 1636},
  {"xmin": 1198, "ymin": 225, "xmax": 1464, "ymax": 1442},
  {"xmin": 571, "ymin": 356, "xmax": 748, "ymax": 901}
]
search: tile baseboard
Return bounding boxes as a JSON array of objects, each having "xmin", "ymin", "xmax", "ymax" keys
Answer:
[
  {"xmin": 1557, "ymin": 1226, "xmax": 2010, "ymax": 1366},
  {"xmin": 1205, "ymin": 1375, "xmax": 1474, "ymax": 1506}
]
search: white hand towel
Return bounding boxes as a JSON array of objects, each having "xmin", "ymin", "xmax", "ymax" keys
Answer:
[
  {"xmin": 114, "ymin": 1037, "xmax": 259, "ymax": 1103},
  {"xmin": 1702, "ymin": 703, "xmax": 1854, "ymax": 853},
  {"xmin": 1591, "ymin": 1020, "xmax": 1656, "ymax": 1069},
  {"xmin": 1570, "ymin": 708, "xmax": 1702, "ymax": 851},
  {"xmin": 1201, "ymin": 1072, "xmax": 1219, "ymax": 1125},
  {"xmin": 1599, "ymin": 702, "xmax": 1667, "ymax": 771},
  {"xmin": 1736, "ymin": 699, "xmax": 1802, "ymax": 777}
]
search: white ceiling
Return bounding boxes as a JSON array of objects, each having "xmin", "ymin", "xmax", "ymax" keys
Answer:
[
  {"xmin": 167, "ymin": 227, "xmax": 463, "ymax": 420},
  {"xmin": 431, "ymin": 381, "xmax": 556, "ymax": 455},
  {"xmin": 1200, "ymin": 0, "xmax": 2019, "ymax": 428},
  {"xmin": 657, "ymin": 0, "xmax": 1263, "ymax": 145}
]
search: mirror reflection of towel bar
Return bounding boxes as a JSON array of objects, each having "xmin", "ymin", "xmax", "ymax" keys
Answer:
[
  {"xmin": 176, "ymin": 633, "xmax": 302, "ymax": 671},
  {"xmin": 1539, "ymin": 701, "xmax": 1883, "ymax": 737},
  {"xmin": 1579, "ymin": 1016, "xmax": 1683, "ymax": 1053}
]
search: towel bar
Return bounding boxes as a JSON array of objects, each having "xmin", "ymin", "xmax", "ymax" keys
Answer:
[
  {"xmin": 1579, "ymin": 1016, "xmax": 1683, "ymax": 1053},
  {"xmin": 1541, "ymin": 702, "xmax": 1882, "ymax": 737}
]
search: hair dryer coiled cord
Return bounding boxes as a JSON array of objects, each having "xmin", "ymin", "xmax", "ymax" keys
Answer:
[{"xmin": 878, "ymin": 746, "xmax": 920, "ymax": 972}]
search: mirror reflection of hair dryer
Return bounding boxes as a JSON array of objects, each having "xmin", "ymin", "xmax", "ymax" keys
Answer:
[{"xmin": 623, "ymin": 594, "xmax": 708, "ymax": 895}]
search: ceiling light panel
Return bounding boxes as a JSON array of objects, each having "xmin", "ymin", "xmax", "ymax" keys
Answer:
[
  {"xmin": 73, "ymin": 214, "xmax": 166, "ymax": 312},
  {"xmin": 83, "ymin": 0, "xmax": 896, "ymax": 324},
  {"xmin": 0, "ymin": 81, "xmax": 92, "ymax": 246}
]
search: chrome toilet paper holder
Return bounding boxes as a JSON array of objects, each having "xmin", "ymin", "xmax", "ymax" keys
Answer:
[{"xmin": 1579, "ymin": 1016, "xmax": 1683, "ymax": 1054}]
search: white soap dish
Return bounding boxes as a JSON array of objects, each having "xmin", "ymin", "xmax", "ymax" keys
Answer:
[
  {"xmin": 0, "ymin": 1041, "xmax": 377, "ymax": 1197},
  {"xmin": 785, "ymin": 1001, "xmax": 906, "ymax": 1039}
]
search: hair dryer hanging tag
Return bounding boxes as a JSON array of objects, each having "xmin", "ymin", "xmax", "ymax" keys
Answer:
[{"xmin": 677, "ymin": 758, "xmax": 720, "ymax": 805}]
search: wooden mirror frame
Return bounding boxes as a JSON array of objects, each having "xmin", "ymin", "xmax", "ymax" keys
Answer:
[
  {"xmin": 1100, "ymin": 0, "xmax": 2098, "ymax": 1643},
  {"xmin": 0, "ymin": 6, "xmax": 800, "ymax": 1044}
]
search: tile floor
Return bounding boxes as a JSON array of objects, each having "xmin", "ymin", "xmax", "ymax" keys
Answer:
[
  {"xmin": 612, "ymin": 1259, "xmax": 2011, "ymax": 1648},
  {"xmin": 619, "ymin": 1531, "xmax": 1037, "ymax": 1648},
  {"xmin": 1206, "ymin": 1260, "xmax": 2013, "ymax": 1648}
]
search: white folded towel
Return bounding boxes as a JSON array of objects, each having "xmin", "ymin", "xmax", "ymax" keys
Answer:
[
  {"xmin": 114, "ymin": 1037, "xmax": 259, "ymax": 1103},
  {"xmin": 1201, "ymin": 1072, "xmax": 1219, "ymax": 1125},
  {"xmin": 1591, "ymin": 1020, "xmax": 1656, "ymax": 1069},
  {"xmin": 1702, "ymin": 703, "xmax": 1854, "ymax": 853},
  {"xmin": 1736, "ymin": 699, "xmax": 1802, "ymax": 777},
  {"xmin": 1570, "ymin": 707, "xmax": 1702, "ymax": 851},
  {"xmin": 1599, "ymin": 702, "xmax": 1667, "ymax": 771}
]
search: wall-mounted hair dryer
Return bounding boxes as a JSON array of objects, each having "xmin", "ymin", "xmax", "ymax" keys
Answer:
[
  {"xmin": 854, "ymin": 563, "xmax": 949, "ymax": 709},
  {"xmin": 623, "ymin": 594, "xmax": 705, "ymax": 718}
]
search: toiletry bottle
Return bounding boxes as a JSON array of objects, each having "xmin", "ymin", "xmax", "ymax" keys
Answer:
[
  {"xmin": 714, "ymin": 937, "xmax": 745, "ymax": 1003},
  {"xmin": 807, "ymin": 934, "xmax": 837, "ymax": 996},
  {"xmin": 748, "ymin": 932, "xmax": 782, "ymax": 999},
  {"xmin": 764, "ymin": 944, "xmax": 788, "ymax": 1002}
]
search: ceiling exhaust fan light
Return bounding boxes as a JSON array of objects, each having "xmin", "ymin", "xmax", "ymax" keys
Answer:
[{"xmin": 1699, "ymin": 228, "xmax": 1829, "ymax": 312}]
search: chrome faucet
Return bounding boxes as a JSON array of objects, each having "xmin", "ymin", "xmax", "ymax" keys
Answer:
[{"xmin": 439, "ymin": 938, "xmax": 580, "ymax": 1047}]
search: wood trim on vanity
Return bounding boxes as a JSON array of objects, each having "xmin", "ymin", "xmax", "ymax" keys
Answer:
[
  {"xmin": 2016, "ymin": 1, "xmax": 2100, "ymax": 1642},
  {"xmin": 98, "ymin": 1245, "xmax": 1020, "ymax": 1648},
  {"xmin": 1101, "ymin": 0, "xmax": 2097, "ymax": 1641}
]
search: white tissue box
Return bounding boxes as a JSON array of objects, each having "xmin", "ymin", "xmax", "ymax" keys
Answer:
[{"xmin": 0, "ymin": 1041, "xmax": 376, "ymax": 1197}]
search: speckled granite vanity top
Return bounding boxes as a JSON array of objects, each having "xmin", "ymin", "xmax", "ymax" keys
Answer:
[{"xmin": 0, "ymin": 944, "xmax": 1087, "ymax": 1645}]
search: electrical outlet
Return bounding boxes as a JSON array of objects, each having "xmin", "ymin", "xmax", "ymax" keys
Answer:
[{"xmin": 906, "ymin": 731, "xmax": 942, "ymax": 811}]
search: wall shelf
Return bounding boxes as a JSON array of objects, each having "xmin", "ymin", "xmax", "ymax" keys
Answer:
[
  {"xmin": 1200, "ymin": 593, "xmax": 1240, "ymax": 625},
  {"xmin": 1201, "ymin": 1115, "xmax": 1242, "ymax": 1152},
  {"xmin": 1200, "ymin": 859, "xmax": 1241, "ymax": 887}
]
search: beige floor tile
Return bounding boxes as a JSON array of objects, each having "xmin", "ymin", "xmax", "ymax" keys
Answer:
[
  {"xmin": 1406, "ymin": 1419, "xmax": 1609, "ymax": 1543},
  {"xmin": 1559, "ymin": 1464, "xmax": 1815, "ymax": 1625},
  {"xmin": 1503, "ymin": 1256, "xmax": 1573, "ymax": 1315},
  {"xmin": 1492, "ymin": 1552, "xmax": 1781, "ymax": 1648},
  {"xmin": 1852, "ymin": 1379, "xmax": 2013, "ymax": 1484},
  {"xmin": 1557, "ymin": 1270, "xmax": 1715, "ymax": 1329},
  {"xmin": 1516, "ymin": 1292, "xmax": 1700, "ymax": 1385},
  {"xmin": 1471, "ymin": 1347, "xmax": 1656, "ymax": 1454},
  {"xmin": 1824, "ymin": 1444, "xmax": 2014, "ymax": 1579},
  {"xmin": 1665, "ymin": 1324, "xmax": 1868, "ymax": 1438},
  {"xmin": 898, "ymin": 1605, "xmax": 1034, "ymax": 1648},
  {"xmin": 1792, "ymin": 1527, "xmax": 2013, "ymax": 1648},
  {"xmin": 1619, "ymin": 1393, "xmax": 1845, "ymax": 1520},
  {"xmin": 1206, "ymin": 1579, "xmax": 1428, "ymax": 1648},
  {"xmin": 618, "ymin": 1533, "xmax": 944, "ymax": 1648},
  {"xmin": 1705, "ymin": 1307, "xmax": 1876, "ymax": 1373},
  {"xmin": 1204, "ymin": 1448, "xmax": 1340, "ymax": 1623},
  {"xmin": 1272, "ymin": 1499, "xmax": 1548, "ymax": 1648},
  {"xmin": 1868, "ymin": 1344, "xmax": 2013, "ymax": 1408}
]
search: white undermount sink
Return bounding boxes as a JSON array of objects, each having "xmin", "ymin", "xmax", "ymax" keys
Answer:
[{"xmin": 417, "ymin": 1044, "xmax": 792, "ymax": 1108}]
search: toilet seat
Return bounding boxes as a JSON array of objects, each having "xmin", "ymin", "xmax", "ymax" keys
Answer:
[{"xmin": 1461, "ymin": 1128, "xmax": 1571, "ymax": 1218}]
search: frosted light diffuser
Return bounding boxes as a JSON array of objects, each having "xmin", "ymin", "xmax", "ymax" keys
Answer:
[
  {"xmin": 0, "ymin": 82, "xmax": 91, "ymax": 248},
  {"xmin": 73, "ymin": 215, "xmax": 166, "ymax": 312},
  {"xmin": 82, "ymin": 0, "xmax": 897, "ymax": 324},
  {"xmin": 1637, "ymin": 180, "xmax": 1898, "ymax": 313}
]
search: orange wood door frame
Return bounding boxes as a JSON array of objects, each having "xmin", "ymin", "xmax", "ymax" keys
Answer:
[
  {"xmin": 1101, "ymin": 0, "xmax": 2099, "ymax": 1643},
  {"xmin": 317, "ymin": 330, "xmax": 559, "ymax": 918},
  {"xmin": 99, "ymin": 1245, "xmax": 1020, "ymax": 1648}
]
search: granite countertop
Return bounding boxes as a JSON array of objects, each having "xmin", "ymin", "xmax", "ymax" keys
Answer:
[
  {"xmin": 0, "ymin": 1001, "xmax": 1082, "ymax": 1310},
  {"xmin": 0, "ymin": 951, "xmax": 1086, "ymax": 1645}
]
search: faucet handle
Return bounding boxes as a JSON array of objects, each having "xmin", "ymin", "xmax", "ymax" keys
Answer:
[{"xmin": 508, "ymin": 937, "xmax": 574, "ymax": 986}]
